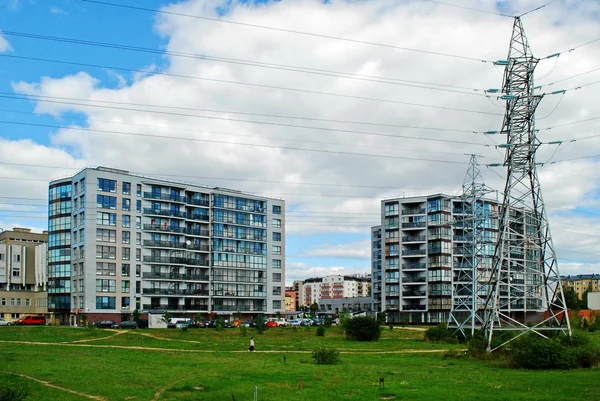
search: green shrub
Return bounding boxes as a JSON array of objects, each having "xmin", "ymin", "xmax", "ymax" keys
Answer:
[
  {"xmin": 254, "ymin": 314, "xmax": 266, "ymax": 334},
  {"xmin": 316, "ymin": 325, "xmax": 326, "ymax": 337},
  {"xmin": 323, "ymin": 316, "xmax": 333, "ymax": 327},
  {"xmin": 215, "ymin": 316, "xmax": 225, "ymax": 332},
  {"xmin": 344, "ymin": 316, "xmax": 382, "ymax": 342},
  {"xmin": 424, "ymin": 324, "xmax": 458, "ymax": 344},
  {"xmin": 588, "ymin": 320, "xmax": 600, "ymax": 333},
  {"xmin": 0, "ymin": 385, "xmax": 28, "ymax": 401},
  {"xmin": 240, "ymin": 325, "xmax": 248, "ymax": 337},
  {"xmin": 510, "ymin": 335, "xmax": 574, "ymax": 369},
  {"xmin": 312, "ymin": 348, "xmax": 340, "ymax": 365},
  {"xmin": 569, "ymin": 344, "xmax": 600, "ymax": 368}
]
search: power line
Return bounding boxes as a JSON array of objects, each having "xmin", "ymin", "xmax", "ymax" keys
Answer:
[
  {"xmin": 518, "ymin": 0, "xmax": 557, "ymax": 17},
  {"xmin": 0, "ymin": 120, "xmax": 477, "ymax": 164},
  {"xmin": 0, "ymin": 95, "xmax": 495, "ymax": 146},
  {"xmin": 421, "ymin": 0, "xmax": 512, "ymax": 17},
  {"xmin": 78, "ymin": 0, "xmax": 496, "ymax": 63},
  {"xmin": 0, "ymin": 53, "xmax": 489, "ymax": 97}
]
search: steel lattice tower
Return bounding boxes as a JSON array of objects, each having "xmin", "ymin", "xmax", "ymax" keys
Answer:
[
  {"xmin": 483, "ymin": 17, "xmax": 571, "ymax": 351},
  {"xmin": 448, "ymin": 155, "xmax": 495, "ymax": 337}
]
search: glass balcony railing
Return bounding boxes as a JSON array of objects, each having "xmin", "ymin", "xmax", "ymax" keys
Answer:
[
  {"xmin": 142, "ymin": 288, "xmax": 209, "ymax": 296},
  {"xmin": 143, "ymin": 304, "xmax": 209, "ymax": 311},
  {"xmin": 143, "ymin": 240, "xmax": 209, "ymax": 251},
  {"xmin": 142, "ymin": 256, "xmax": 209, "ymax": 266},
  {"xmin": 402, "ymin": 222, "xmax": 426, "ymax": 229},
  {"xmin": 142, "ymin": 272, "xmax": 209, "ymax": 281}
]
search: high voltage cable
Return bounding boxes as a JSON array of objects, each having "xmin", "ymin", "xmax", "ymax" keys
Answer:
[
  {"xmin": 0, "ymin": 120, "xmax": 479, "ymax": 164},
  {"xmin": 0, "ymin": 31, "xmax": 495, "ymax": 96},
  {"xmin": 0, "ymin": 96, "xmax": 494, "ymax": 147},
  {"xmin": 0, "ymin": 109, "xmax": 473, "ymax": 158},
  {"xmin": 0, "ymin": 53, "xmax": 489, "ymax": 97},
  {"xmin": 78, "ymin": 0, "xmax": 495, "ymax": 63},
  {"xmin": 421, "ymin": 0, "xmax": 512, "ymax": 17}
]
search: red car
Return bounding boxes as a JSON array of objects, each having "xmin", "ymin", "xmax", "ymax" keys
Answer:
[
  {"xmin": 266, "ymin": 320, "xmax": 278, "ymax": 328},
  {"xmin": 15, "ymin": 315, "xmax": 46, "ymax": 325}
]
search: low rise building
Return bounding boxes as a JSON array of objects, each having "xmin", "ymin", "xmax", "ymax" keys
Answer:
[
  {"xmin": 562, "ymin": 274, "xmax": 600, "ymax": 300},
  {"xmin": 0, "ymin": 228, "xmax": 49, "ymax": 322},
  {"xmin": 298, "ymin": 274, "xmax": 370, "ymax": 308},
  {"xmin": 284, "ymin": 290, "xmax": 296, "ymax": 312},
  {"xmin": 317, "ymin": 296, "xmax": 373, "ymax": 315}
]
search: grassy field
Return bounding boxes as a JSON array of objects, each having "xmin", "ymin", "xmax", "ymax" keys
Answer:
[{"xmin": 0, "ymin": 326, "xmax": 598, "ymax": 401}]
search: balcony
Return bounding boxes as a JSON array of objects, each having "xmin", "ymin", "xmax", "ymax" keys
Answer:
[
  {"xmin": 143, "ymin": 224, "xmax": 209, "ymax": 236},
  {"xmin": 385, "ymin": 237, "xmax": 399, "ymax": 243},
  {"xmin": 215, "ymin": 247, "xmax": 267, "ymax": 256},
  {"xmin": 402, "ymin": 208, "xmax": 426, "ymax": 215},
  {"xmin": 385, "ymin": 292, "xmax": 401, "ymax": 297},
  {"xmin": 211, "ymin": 305, "xmax": 267, "ymax": 312},
  {"xmin": 144, "ymin": 208, "xmax": 210, "ymax": 222},
  {"xmin": 385, "ymin": 266, "xmax": 399, "ymax": 272},
  {"xmin": 212, "ymin": 276, "xmax": 267, "ymax": 284},
  {"xmin": 142, "ymin": 288, "xmax": 209, "ymax": 296},
  {"xmin": 403, "ymin": 291, "xmax": 426, "ymax": 297},
  {"xmin": 403, "ymin": 305, "xmax": 426, "ymax": 311},
  {"xmin": 402, "ymin": 222, "xmax": 426, "ymax": 229},
  {"xmin": 401, "ymin": 249, "xmax": 426, "ymax": 256},
  {"xmin": 215, "ymin": 232, "xmax": 267, "ymax": 242},
  {"xmin": 143, "ymin": 192, "xmax": 210, "ymax": 207},
  {"xmin": 385, "ymin": 303, "xmax": 400, "ymax": 310},
  {"xmin": 402, "ymin": 263, "xmax": 426, "ymax": 270},
  {"xmin": 188, "ymin": 198, "xmax": 210, "ymax": 207},
  {"xmin": 143, "ymin": 256, "xmax": 209, "ymax": 266},
  {"xmin": 143, "ymin": 304, "xmax": 209, "ymax": 311},
  {"xmin": 143, "ymin": 272, "xmax": 210, "ymax": 281},
  {"xmin": 402, "ymin": 277, "xmax": 426, "ymax": 283},
  {"xmin": 143, "ymin": 240, "xmax": 209, "ymax": 252},
  {"xmin": 402, "ymin": 235, "xmax": 426, "ymax": 243}
]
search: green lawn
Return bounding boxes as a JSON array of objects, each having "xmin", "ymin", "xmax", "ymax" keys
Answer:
[{"xmin": 0, "ymin": 326, "xmax": 598, "ymax": 401}]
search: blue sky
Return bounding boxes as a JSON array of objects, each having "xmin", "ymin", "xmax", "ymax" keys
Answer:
[{"xmin": 1, "ymin": 0, "xmax": 600, "ymax": 283}]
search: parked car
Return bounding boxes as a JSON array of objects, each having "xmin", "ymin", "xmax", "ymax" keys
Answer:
[
  {"xmin": 116, "ymin": 321, "xmax": 138, "ymax": 329},
  {"xmin": 289, "ymin": 319, "xmax": 302, "ymax": 327},
  {"xmin": 0, "ymin": 318, "xmax": 14, "ymax": 326},
  {"xmin": 136, "ymin": 320, "xmax": 148, "ymax": 329},
  {"xmin": 95, "ymin": 320, "xmax": 116, "ymax": 329},
  {"xmin": 312, "ymin": 318, "xmax": 323, "ymax": 326},
  {"xmin": 300, "ymin": 319, "xmax": 313, "ymax": 326},
  {"xmin": 266, "ymin": 320, "xmax": 278, "ymax": 328},
  {"xmin": 15, "ymin": 315, "xmax": 46, "ymax": 325}
]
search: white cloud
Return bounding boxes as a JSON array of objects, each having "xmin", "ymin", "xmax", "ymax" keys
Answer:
[
  {"xmin": 285, "ymin": 261, "xmax": 369, "ymax": 285},
  {"xmin": 49, "ymin": 6, "xmax": 68, "ymax": 16},
  {"xmin": 0, "ymin": 32, "xmax": 12, "ymax": 53},
  {"xmin": 4, "ymin": 0, "xmax": 600, "ymax": 275},
  {"xmin": 299, "ymin": 241, "xmax": 371, "ymax": 259}
]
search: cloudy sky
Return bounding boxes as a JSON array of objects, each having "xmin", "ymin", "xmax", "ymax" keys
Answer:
[{"xmin": 1, "ymin": 0, "xmax": 600, "ymax": 284}]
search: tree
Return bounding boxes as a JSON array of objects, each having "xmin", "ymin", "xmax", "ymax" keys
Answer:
[
  {"xmin": 132, "ymin": 308, "xmax": 140, "ymax": 322},
  {"xmin": 255, "ymin": 314, "xmax": 266, "ymax": 334},
  {"xmin": 338, "ymin": 308, "xmax": 351, "ymax": 331},
  {"xmin": 376, "ymin": 311, "xmax": 387, "ymax": 325},
  {"xmin": 581, "ymin": 284, "xmax": 593, "ymax": 310},
  {"xmin": 310, "ymin": 302, "xmax": 319, "ymax": 315},
  {"xmin": 161, "ymin": 311, "xmax": 171, "ymax": 325},
  {"xmin": 344, "ymin": 316, "xmax": 382, "ymax": 342}
]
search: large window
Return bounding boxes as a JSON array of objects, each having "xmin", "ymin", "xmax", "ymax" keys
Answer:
[
  {"xmin": 96, "ymin": 246, "xmax": 116, "ymax": 260},
  {"xmin": 272, "ymin": 232, "xmax": 281, "ymax": 242},
  {"xmin": 272, "ymin": 245, "xmax": 281, "ymax": 255},
  {"xmin": 96, "ymin": 229, "xmax": 116, "ymax": 243},
  {"xmin": 121, "ymin": 281, "xmax": 130, "ymax": 293},
  {"xmin": 272, "ymin": 218, "xmax": 281, "ymax": 228},
  {"xmin": 122, "ymin": 248, "xmax": 130, "ymax": 261},
  {"xmin": 122, "ymin": 182, "xmax": 131, "ymax": 195},
  {"xmin": 122, "ymin": 231, "xmax": 130, "ymax": 244},
  {"xmin": 272, "ymin": 205, "xmax": 281, "ymax": 215},
  {"xmin": 273, "ymin": 300, "xmax": 282, "ymax": 309},
  {"xmin": 97, "ymin": 195, "xmax": 116, "ymax": 209},
  {"xmin": 96, "ymin": 296, "xmax": 116, "ymax": 309},
  {"xmin": 122, "ymin": 215, "xmax": 131, "ymax": 228},
  {"xmin": 121, "ymin": 264, "xmax": 130, "ymax": 277},
  {"xmin": 273, "ymin": 273, "xmax": 281, "ymax": 282},
  {"xmin": 96, "ymin": 262, "xmax": 116, "ymax": 276},
  {"xmin": 122, "ymin": 198, "xmax": 131, "ymax": 211},
  {"xmin": 97, "ymin": 178, "xmax": 116, "ymax": 193},
  {"xmin": 96, "ymin": 279, "xmax": 116, "ymax": 292},
  {"xmin": 96, "ymin": 212, "xmax": 116, "ymax": 226},
  {"xmin": 272, "ymin": 259, "xmax": 281, "ymax": 269}
]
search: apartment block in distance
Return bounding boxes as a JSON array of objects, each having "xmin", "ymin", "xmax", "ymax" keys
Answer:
[
  {"xmin": 372, "ymin": 194, "xmax": 504, "ymax": 324},
  {"xmin": 0, "ymin": 228, "xmax": 48, "ymax": 321},
  {"xmin": 562, "ymin": 274, "xmax": 600, "ymax": 301},
  {"xmin": 48, "ymin": 167, "xmax": 285, "ymax": 325},
  {"xmin": 299, "ymin": 274, "xmax": 370, "ymax": 309}
]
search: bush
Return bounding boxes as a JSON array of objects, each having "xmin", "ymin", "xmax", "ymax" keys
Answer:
[
  {"xmin": 344, "ymin": 316, "xmax": 382, "ymax": 342},
  {"xmin": 323, "ymin": 316, "xmax": 333, "ymax": 327},
  {"xmin": 312, "ymin": 348, "xmax": 340, "ymax": 365},
  {"xmin": 510, "ymin": 335, "xmax": 574, "ymax": 369},
  {"xmin": 424, "ymin": 324, "xmax": 458, "ymax": 344},
  {"xmin": 316, "ymin": 325, "xmax": 326, "ymax": 337},
  {"xmin": 0, "ymin": 385, "xmax": 28, "ymax": 401},
  {"xmin": 254, "ymin": 314, "xmax": 266, "ymax": 334},
  {"xmin": 588, "ymin": 320, "xmax": 600, "ymax": 333},
  {"xmin": 240, "ymin": 325, "xmax": 248, "ymax": 337},
  {"xmin": 215, "ymin": 316, "xmax": 225, "ymax": 332}
]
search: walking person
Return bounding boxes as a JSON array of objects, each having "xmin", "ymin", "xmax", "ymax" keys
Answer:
[{"xmin": 248, "ymin": 337, "xmax": 255, "ymax": 352}]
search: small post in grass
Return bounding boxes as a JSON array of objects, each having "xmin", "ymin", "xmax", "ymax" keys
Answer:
[
  {"xmin": 284, "ymin": 355, "xmax": 287, "ymax": 364},
  {"xmin": 379, "ymin": 376, "xmax": 384, "ymax": 390},
  {"xmin": 254, "ymin": 386, "xmax": 258, "ymax": 401}
]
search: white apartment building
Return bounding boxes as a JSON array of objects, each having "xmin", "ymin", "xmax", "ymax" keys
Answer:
[
  {"xmin": 299, "ymin": 274, "xmax": 370, "ymax": 308},
  {"xmin": 48, "ymin": 167, "xmax": 285, "ymax": 325}
]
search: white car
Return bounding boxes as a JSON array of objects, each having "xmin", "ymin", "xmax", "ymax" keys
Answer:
[{"xmin": 0, "ymin": 318, "xmax": 14, "ymax": 326}]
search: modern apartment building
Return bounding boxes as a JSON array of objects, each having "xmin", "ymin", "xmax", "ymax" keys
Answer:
[
  {"xmin": 371, "ymin": 193, "xmax": 526, "ymax": 324},
  {"xmin": 48, "ymin": 167, "xmax": 285, "ymax": 325},
  {"xmin": 0, "ymin": 228, "xmax": 48, "ymax": 321},
  {"xmin": 299, "ymin": 274, "xmax": 370, "ymax": 308},
  {"xmin": 562, "ymin": 274, "xmax": 600, "ymax": 300}
]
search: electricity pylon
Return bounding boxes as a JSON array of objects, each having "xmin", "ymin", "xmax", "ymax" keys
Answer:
[
  {"xmin": 483, "ymin": 17, "xmax": 571, "ymax": 351},
  {"xmin": 448, "ymin": 155, "xmax": 495, "ymax": 337}
]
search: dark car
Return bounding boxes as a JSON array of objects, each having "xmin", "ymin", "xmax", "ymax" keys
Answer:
[
  {"xmin": 95, "ymin": 320, "xmax": 116, "ymax": 329},
  {"xmin": 136, "ymin": 320, "xmax": 148, "ymax": 329},
  {"xmin": 116, "ymin": 321, "xmax": 138, "ymax": 329}
]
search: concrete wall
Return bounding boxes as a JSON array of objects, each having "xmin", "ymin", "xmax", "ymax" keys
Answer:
[{"xmin": 589, "ymin": 292, "xmax": 600, "ymax": 310}]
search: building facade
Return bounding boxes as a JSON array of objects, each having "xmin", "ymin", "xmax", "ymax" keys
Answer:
[
  {"xmin": 299, "ymin": 274, "xmax": 370, "ymax": 308},
  {"xmin": 0, "ymin": 228, "xmax": 48, "ymax": 321},
  {"xmin": 372, "ymin": 194, "xmax": 511, "ymax": 324},
  {"xmin": 317, "ymin": 296, "xmax": 374, "ymax": 315},
  {"xmin": 562, "ymin": 274, "xmax": 600, "ymax": 300},
  {"xmin": 284, "ymin": 289, "xmax": 296, "ymax": 312},
  {"xmin": 48, "ymin": 167, "xmax": 285, "ymax": 325}
]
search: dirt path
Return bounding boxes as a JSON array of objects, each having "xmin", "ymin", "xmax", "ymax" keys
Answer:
[
  {"xmin": 68, "ymin": 330, "xmax": 128, "ymax": 343},
  {"xmin": 1, "ymin": 370, "xmax": 107, "ymax": 400}
]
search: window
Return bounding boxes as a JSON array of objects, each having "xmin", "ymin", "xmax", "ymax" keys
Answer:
[
  {"xmin": 74, "ymin": 182, "xmax": 79, "ymax": 194},
  {"xmin": 136, "ymin": 248, "xmax": 141, "ymax": 262},
  {"xmin": 122, "ymin": 215, "xmax": 131, "ymax": 228},
  {"xmin": 96, "ymin": 262, "xmax": 116, "ymax": 276},
  {"xmin": 97, "ymin": 195, "xmax": 117, "ymax": 209},
  {"xmin": 97, "ymin": 178, "xmax": 116, "ymax": 193},
  {"xmin": 272, "ymin": 218, "xmax": 281, "ymax": 228},
  {"xmin": 136, "ymin": 264, "xmax": 141, "ymax": 278},
  {"xmin": 121, "ymin": 281, "xmax": 130, "ymax": 293},
  {"xmin": 272, "ymin": 232, "xmax": 281, "ymax": 242},
  {"xmin": 273, "ymin": 286, "xmax": 281, "ymax": 295},
  {"xmin": 79, "ymin": 279, "xmax": 84, "ymax": 292},
  {"xmin": 25, "ymin": 299, "xmax": 31, "ymax": 307},
  {"xmin": 273, "ymin": 273, "xmax": 281, "ymax": 282},
  {"xmin": 96, "ymin": 296, "xmax": 115, "ymax": 309},
  {"xmin": 136, "ymin": 281, "xmax": 141, "ymax": 294},
  {"xmin": 97, "ymin": 212, "xmax": 116, "ymax": 226},
  {"xmin": 136, "ymin": 232, "xmax": 141, "ymax": 245},
  {"xmin": 96, "ymin": 246, "xmax": 116, "ymax": 260},
  {"xmin": 136, "ymin": 200, "xmax": 141, "ymax": 213},
  {"xmin": 273, "ymin": 300, "xmax": 282, "ymax": 309},
  {"xmin": 80, "ymin": 229, "xmax": 85, "ymax": 243},
  {"xmin": 272, "ymin": 245, "xmax": 281, "ymax": 255},
  {"xmin": 122, "ymin": 198, "xmax": 131, "ymax": 211},
  {"xmin": 273, "ymin": 259, "xmax": 281, "ymax": 269},
  {"xmin": 122, "ymin": 248, "xmax": 130, "ymax": 261},
  {"xmin": 122, "ymin": 264, "xmax": 130, "ymax": 277},
  {"xmin": 96, "ymin": 279, "xmax": 116, "ymax": 292},
  {"xmin": 0, "ymin": 298, "xmax": 5, "ymax": 306},
  {"xmin": 96, "ymin": 229, "xmax": 116, "ymax": 243},
  {"xmin": 122, "ymin": 182, "xmax": 131, "ymax": 195},
  {"xmin": 136, "ymin": 216, "xmax": 141, "ymax": 229},
  {"xmin": 122, "ymin": 231, "xmax": 131, "ymax": 244},
  {"xmin": 136, "ymin": 184, "xmax": 142, "ymax": 196},
  {"xmin": 272, "ymin": 205, "xmax": 281, "ymax": 215}
]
